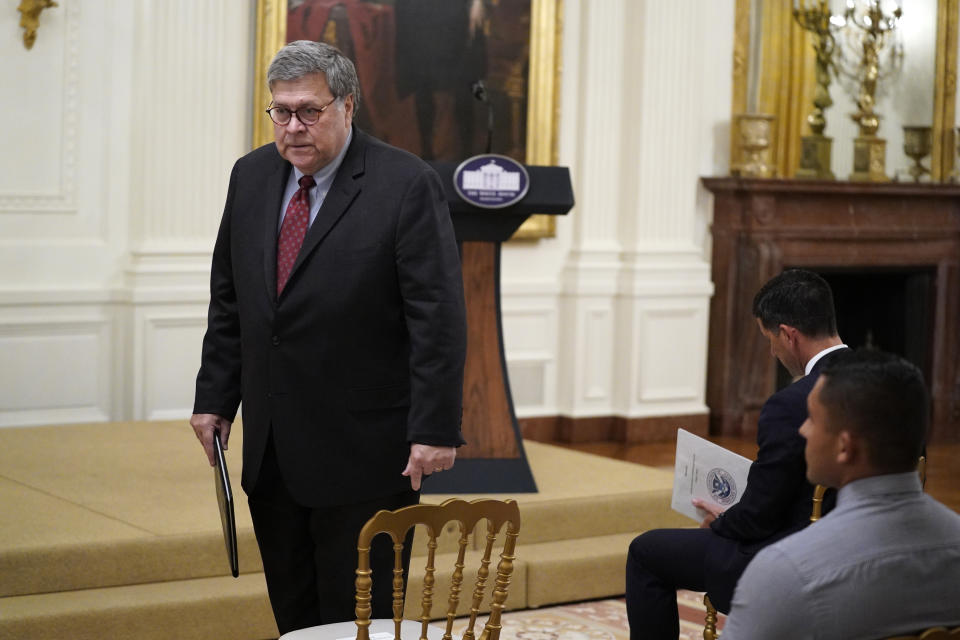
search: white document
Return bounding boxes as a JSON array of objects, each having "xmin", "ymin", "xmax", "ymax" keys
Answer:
[{"xmin": 671, "ymin": 428, "xmax": 753, "ymax": 523}]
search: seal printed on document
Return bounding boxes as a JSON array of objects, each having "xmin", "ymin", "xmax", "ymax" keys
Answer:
[{"xmin": 707, "ymin": 467, "xmax": 737, "ymax": 505}]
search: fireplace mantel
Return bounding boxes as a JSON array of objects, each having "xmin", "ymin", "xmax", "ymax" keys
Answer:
[{"xmin": 702, "ymin": 177, "xmax": 960, "ymax": 443}]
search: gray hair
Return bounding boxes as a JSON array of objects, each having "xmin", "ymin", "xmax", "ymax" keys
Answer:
[{"xmin": 267, "ymin": 40, "xmax": 361, "ymax": 110}]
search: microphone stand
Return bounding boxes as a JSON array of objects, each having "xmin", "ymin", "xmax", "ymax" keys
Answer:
[{"xmin": 472, "ymin": 80, "xmax": 494, "ymax": 154}]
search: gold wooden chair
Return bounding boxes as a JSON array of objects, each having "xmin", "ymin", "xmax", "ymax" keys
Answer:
[
  {"xmin": 280, "ymin": 498, "xmax": 521, "ymax": 640},
  {"xmin": 886, "ymin": 626, "xmax": 960, "ymax": 640},
  {"xmin": 702, "ymin": 484, "xmax": 827, "ymax": 639}
]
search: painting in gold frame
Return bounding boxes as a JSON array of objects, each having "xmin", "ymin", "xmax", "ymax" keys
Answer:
[{"xmin": 253, "ymin": 0, "xmax": 562, "ymax": 239}]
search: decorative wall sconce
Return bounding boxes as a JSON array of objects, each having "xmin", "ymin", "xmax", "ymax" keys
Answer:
[{"xmin": 18, "ymin": 0, "xmax": 58, "ymax": 50}]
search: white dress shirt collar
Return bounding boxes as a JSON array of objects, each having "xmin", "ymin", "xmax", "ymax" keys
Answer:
[{"xmin": 805, "ymin": 343, "xmax": 848, "ymax": 376}]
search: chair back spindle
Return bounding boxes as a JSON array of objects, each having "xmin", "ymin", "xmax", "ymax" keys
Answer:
[{"xmin": 810, "ymin": 484, "xmax": 827, "ymax": 522}]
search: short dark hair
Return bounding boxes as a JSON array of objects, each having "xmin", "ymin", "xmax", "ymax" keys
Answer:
[
  {"xmin": 752, "ymin": 269, "xmax": 838, "ymax": 338},
  {"xmin": 819, "ymin": 349, "xmax": 927, "ymax": 474}
]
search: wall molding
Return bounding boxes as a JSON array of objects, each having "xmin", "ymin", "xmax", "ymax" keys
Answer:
[
  {"xmin": 0, "ymin": 0, "xmax": 81, "ymax": 214},
  {"xmin": 0, "ymin": 314, "xmax": 112, "ymax": 428},
  {"xmin": 135, "ymin": 310, "xmax": 208, "ymax": 421}
]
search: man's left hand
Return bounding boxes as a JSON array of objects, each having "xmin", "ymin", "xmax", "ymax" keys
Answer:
[
  {"xmin": 692, "ymin": 497, "xmax": 726, "ymax": 528},
  {"xmin": 403, "ymin": 444, "xmax": 457, "ymax": 491}
]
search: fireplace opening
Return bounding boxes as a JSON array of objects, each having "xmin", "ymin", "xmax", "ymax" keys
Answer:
[{"xmin": 774, "ymin": 267, "xmax": 936, "ymax": 391}]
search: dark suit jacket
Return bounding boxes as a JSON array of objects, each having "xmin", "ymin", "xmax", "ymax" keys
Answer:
[
  {"xmin": 704, "ymin": 350, "xmax": 842, "ymax": 610},
  {"xmin": 194, "ymin": 128, "xmax": 467, "ymax": 508}
]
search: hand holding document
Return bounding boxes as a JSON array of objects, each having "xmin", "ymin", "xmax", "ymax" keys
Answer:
[{"xmin": 671, "ymin": 428, "xmax": 752, "ymax": 523}]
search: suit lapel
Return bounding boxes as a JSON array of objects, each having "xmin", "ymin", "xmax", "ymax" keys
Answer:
[
  {"xmin": 284, "ymin": 129, "xmax": 365, "ymax": 293},
  {"xmin": 262, "ymin": 156, "xmax": 291, "ymax": 302}
]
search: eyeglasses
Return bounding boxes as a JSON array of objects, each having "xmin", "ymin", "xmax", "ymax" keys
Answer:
[{"xmin": 266, "ymin": 96, "xmax": 337, "ymax": 125}]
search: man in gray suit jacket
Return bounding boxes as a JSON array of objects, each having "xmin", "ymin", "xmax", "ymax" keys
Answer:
[
  {"xmin": 190, "ymin": 40, "xmax": 467, "ymax": 635},
  {"xmin": 722, "ymin": 349, "xmax": 960, "ymax": 639}
]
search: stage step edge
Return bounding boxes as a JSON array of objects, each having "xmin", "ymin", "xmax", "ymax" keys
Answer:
[
  {"xmin": 1, "ymin": 491, "xmax": 689, "ymax": 599},
  {"xmin": 0, "ymin": 531, "xmax": 657, "ymax": 640}
]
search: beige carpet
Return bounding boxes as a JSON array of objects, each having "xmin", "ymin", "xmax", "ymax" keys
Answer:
[
  {"xmin": 444, "ymin": 592, "xmax": 725, "ymax": 640},
  {"xmin": 0, "ymin": 420, "xmax": 693, "ymax": 640}
]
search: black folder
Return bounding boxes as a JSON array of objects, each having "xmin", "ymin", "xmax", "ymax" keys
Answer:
[{"xmin": 213, "ymin": 429, "xmax": 239, "ymax": 578}]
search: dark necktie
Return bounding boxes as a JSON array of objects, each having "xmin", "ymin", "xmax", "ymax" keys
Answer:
[{"xmin": 277, "ymin": 175, "xmax": 315, "ymax": 294}]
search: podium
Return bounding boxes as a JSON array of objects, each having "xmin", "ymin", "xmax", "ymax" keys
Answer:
[{"xmin": 423, "ymin": 161, "xmax": 574, "ymax": 494}]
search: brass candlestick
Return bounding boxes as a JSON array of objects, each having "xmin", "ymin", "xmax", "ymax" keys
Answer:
[
  {"xmin": 902, "ymin": 126, "xmax": 931, "ymax": 183},
  {"xmin": 838, "ymin": 1, "xmax": 903, "ymax": 182},
  {"xmin": 793, "ymin": 0, "xmax": 837, "ymax": 180}
]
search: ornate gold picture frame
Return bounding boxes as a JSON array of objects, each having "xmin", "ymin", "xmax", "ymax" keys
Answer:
[{"xmin": 253, "ymin": 0, "xmax": 562, "ymax": 239}]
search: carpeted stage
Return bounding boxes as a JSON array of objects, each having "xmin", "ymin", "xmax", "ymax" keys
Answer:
[{"xmin": 0, "ymin": 421, "xmax": 691, "ymax": 640}]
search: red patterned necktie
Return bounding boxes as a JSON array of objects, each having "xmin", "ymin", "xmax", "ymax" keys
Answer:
[{"xmin": 277, "ymin": 175, "xmax": 315, "ymax": 294}]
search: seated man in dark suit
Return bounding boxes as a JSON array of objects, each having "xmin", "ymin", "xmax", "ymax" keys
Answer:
[{"xmin": 625, "ymin": 269, "xmax": 847, "ymax": 640}]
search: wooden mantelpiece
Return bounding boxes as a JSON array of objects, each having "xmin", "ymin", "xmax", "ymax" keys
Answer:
[{"xmin": 702, "ymin": 177, "xmax": 960, "ymax": 443}]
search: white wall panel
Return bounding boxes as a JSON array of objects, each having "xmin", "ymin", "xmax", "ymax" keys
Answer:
[
  {"xmin": 502, "ymin": 298, "xmax": 557, "ymax": 415},
  {"xmin": 636, "ymin": 303, "xmax": 708, "ymax": 405},
  {"xmin": 0, "ymin": 311, "xmax": 111, "ymax": 427},
  {"xmin": 0, "ymin": 1, "xmax": 76, "ymax": 211},
  {"xmin": 582, "ymin": 304, "xmax": 613, "ymax": 404},
  {"xmin": 506, "ymin": 361, "xmax": 547, "ymax": 410},
  {"xmin": 136, "ymin": 310, "xmax": 208, "ymax": 420},
  {"xmin": 0, "ymin": 0, "xmax": 135, "ymax": 298},
  {"xmin": 503, "ymin": 308, "xmax": 553, "ymax": 353}
]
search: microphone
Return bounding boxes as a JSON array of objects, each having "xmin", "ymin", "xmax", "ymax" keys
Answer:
[
  {"xmin": 471, "ymin": 80, "xmax": 487, "ymax": 101},
  {"xmin": 472, "ymin": 80, "xmax": 494, "ymax": 154}
]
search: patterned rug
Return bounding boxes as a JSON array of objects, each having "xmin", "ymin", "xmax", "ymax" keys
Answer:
[{"xmin": 445, "ymin": 592, "xmax": 726, "ymax": 640}]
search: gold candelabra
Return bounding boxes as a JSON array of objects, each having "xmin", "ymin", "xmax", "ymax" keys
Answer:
[
  {"xmin": 793, "ymin": 0, "xmax": 837, "ymax": 180},
  {"xmin": 838, "ymin": 0, "xmax": 903, "ymax": 181}
]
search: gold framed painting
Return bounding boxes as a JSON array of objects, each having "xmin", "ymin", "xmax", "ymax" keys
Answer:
[{"xmin": 253, "ymin": 0, "xmax": 562, "ymax": 239}]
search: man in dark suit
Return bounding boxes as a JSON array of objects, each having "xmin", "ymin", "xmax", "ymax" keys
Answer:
[
  {"xmin": 190, "ymin": 40, "xmax": 467, "ymax": 635},
  {"xmin": 625, "ymin": 269, "xmax": 846, "ymax": 640}
]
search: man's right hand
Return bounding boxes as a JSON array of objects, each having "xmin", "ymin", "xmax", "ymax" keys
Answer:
[
  {"xmin": 692, "ymin": 497, "xmax": 726, "ymax": 528},
  {"xmin": 190, "ymin": 413, "xmax": 232, "ymax": 467}
]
